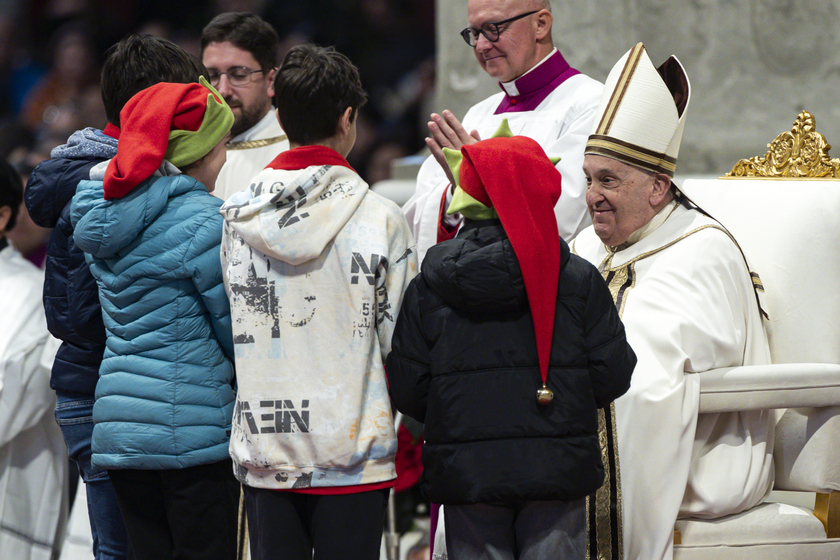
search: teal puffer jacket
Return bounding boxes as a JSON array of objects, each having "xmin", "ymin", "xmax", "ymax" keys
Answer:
[{"xmin": 71, "ymin": 172, "xmax": 235, "ymax": 470}]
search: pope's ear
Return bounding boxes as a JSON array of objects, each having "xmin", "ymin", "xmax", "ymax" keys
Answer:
[{"xmin": 649, "ymin": 173, "xmax": 672, "ymax": 206}]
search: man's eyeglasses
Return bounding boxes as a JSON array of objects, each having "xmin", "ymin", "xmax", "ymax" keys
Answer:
[
  {"xmin": 460, "ymin": 10, "xmax": 538, "ymax": 47},
  {"xmin": 207, "ymin": 67, "xmax": 265, "ymax": 87}
]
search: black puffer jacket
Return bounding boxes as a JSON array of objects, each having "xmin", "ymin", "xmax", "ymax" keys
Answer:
[
  {"xmin": 387, "ymin": 221, "xmax": 635, "ymax": 505},
  {"xmin": 24, "ymin": 128, "xmax": 117, "ymax": 394}
]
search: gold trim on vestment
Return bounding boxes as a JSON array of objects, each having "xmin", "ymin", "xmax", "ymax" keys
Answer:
[
  {"xmin": 576, "ymin": 240, "xmax": 624, "ymax": 560},
  {"xmin": 227, "ymin": 134, "xmax": 288, "ymax": 151},
  {"xmin": 600, "ymin": 225, "xmax": 726, "ymax": 275},
  {"xmin": 611, "ymin": 401, "xmax": 623, "ymax": 560},
  {"xmin": 750, "ymin": 272, "xmax": 764, "ymax": 292}
]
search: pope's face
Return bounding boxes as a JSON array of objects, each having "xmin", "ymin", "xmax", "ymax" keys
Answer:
[
  {"xmin": 584, "ymin": 155, "xmax": 662, "ymax": 247},
  {"xmin": 202, "ymin": 41, "xmax": 275, "ymax": 138},
  {"xmin": 467, "ymin": 0, "xmax": 541, "ymax": 83}
]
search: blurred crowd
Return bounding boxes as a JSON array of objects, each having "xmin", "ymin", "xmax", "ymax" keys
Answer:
[{"xmin": 0, "ymin": 0, "xmax": 436, "ymax": 267}]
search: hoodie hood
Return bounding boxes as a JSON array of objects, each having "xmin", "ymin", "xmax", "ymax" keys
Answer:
[
  {"xmin": 52, "ymin": 127, "xmax": 119, "ymax": 161},
  {"xmin": 220, "ymin": 145, "xmax": 367, "ymax": 266},
  {"xmin": 422, "ymin": 221, "xmax": 528, "ymax": 314},
  {"xmin": 71, "ymin": 161, "xmax": 202, "ymax": 259},
  {"xmin": 25, "ymin": 127, "xmax": 118, "ymax": 228}
]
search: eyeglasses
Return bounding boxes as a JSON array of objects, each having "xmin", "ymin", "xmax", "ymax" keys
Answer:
[
  {"xmin": 460, "ymin": 10, "xmax": 539, "ymax": 47},
  {"xmin": 207, "ymin": 67, "xmax": 265, "ymax": 87}
]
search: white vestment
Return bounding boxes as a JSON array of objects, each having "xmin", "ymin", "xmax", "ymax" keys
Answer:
[
  {"xmin": 573, "ymin": 200, "xmax": 774, "ymax": 560},
  {"xmin": 214, "ymin": 110, "xmax": 289, "ymax": 202},
  {"xmin": 0, "ymin": 244, "xmax": 66, "ymax": 560},
  {"xmin": 404, "ymin": 72, "xmax": 602, "ymax": 264}
]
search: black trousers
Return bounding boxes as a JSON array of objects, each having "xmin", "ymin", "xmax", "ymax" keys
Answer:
[
  {"xmin": 243, "ymin": 484, "xmax": 390, "ymax": 560},
  {"xmin": 108, "ymin": 459, "xmax": 240, "ymax": 560}
]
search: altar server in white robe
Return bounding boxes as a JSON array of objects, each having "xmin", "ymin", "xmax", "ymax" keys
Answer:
[
  {"xmin": 572, "ymin": 43, "xmax": 774, "ymax": 560},
  {"xmin": 0, "ymin": 158, "xmax": 66, "ymax": 560},
  {"xmin": 404, "ymin": 0, "xmax": 602, "ymax": 263},
  {"xmin": 202, "ymin": 12, "xmax": 290, "ymax": 202}
]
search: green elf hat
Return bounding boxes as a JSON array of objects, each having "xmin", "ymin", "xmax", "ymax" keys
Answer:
[
  {"xmin": 104, "ymin": 76, "xmax": 234, "ymax": 199},
  {"xmin": 444, "ymin": 119, "xmax": 560, "ymax": 220}
]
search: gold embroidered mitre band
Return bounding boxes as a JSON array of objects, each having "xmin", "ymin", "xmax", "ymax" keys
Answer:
[{"xmin": 585, "ymin": 42, "xmax": 690, "ymax": 177}]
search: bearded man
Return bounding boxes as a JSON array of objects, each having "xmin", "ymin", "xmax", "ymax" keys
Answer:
[{"xmin": 202, "ymin": 12, "xmax": 290, "ymax": 201}]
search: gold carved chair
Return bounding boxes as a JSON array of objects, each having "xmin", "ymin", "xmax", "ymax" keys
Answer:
[{"xmin": 673, "ymin": 112, "xmax": 840, "ymax": 559}]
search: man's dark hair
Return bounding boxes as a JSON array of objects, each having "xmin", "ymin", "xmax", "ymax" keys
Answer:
[
  {"xmin": 274, "ymin": 44, "xmax": 367, "ymax": 146},
  {"xmin": 101, "ymin": 34, "xmax": 208, "ymax": 127},
  {"xmin": 0, "ymin": 156, "xmax": 22, "ymax": 232},
  {"xmin": 200, "ymin": 12, "xmax": 280, "ymax": 72}
]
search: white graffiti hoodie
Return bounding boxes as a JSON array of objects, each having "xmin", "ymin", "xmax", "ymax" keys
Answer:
[{"xmin": 220, "ymin": 146, "xmax": 417, "ymax": 491}]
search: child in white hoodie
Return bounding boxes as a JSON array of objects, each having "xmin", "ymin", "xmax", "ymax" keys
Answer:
[{"xmin": 219, "ymin": 44, "xmax": 418, "ymax": 560}]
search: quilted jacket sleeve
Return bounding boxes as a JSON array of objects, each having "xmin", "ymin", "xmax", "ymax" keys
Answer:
[
  {"xmin": 186, "ymin": 210, "xmax": 234, "ymax": 361},
  {"xmin": 386, "ymin": 278, "xmax": 431, "ymax": 423},
  {"xmin": 583, "ymin": 267, "xmax": 636, "ymax": 408}
]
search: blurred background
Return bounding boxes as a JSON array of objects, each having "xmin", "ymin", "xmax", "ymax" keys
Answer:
[
  {"xmin": 0, "ymin": 0, "xmax": 437, "ymax": 267},
  {"xmin": 6, "ymin": 0, "xmax": 840, "ymax": 259},
  {"xmin": 0, "ymin": 0, "xmax": 437, "ymax": 190}
]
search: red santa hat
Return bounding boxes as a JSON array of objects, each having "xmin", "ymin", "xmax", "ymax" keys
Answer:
[{"xmin": 455, "ymin": 135, "xmax": 563, "ymax": 391}]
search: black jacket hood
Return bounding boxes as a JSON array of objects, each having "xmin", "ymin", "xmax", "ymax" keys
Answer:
[{"xmin": 421, "ymin": 220, "xmax": 571, "ymax": 314}]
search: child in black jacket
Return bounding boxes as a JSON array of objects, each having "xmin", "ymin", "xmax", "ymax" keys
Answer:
[{"xmin": 387, "ymin": 128, "xmax": 636, "ymax": 559}]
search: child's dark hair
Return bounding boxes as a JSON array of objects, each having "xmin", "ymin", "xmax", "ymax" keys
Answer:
[
  {"xmin": 200, "ymin": 12, "xmax": 279, "ymax": 72},
  {"xmin": 0, "ymin": 157, "xmax": 22, "ymax": 232},
  {"xmin": 101, "ymin": 34, "xmax": 208, "ymax": 127},
  {"xmin": 274, "ymin": 44, "xmax": 367, "ymax": 146}
]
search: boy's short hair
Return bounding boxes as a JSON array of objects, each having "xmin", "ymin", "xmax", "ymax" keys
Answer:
[
  {"xmin": 101, "ymin": 35, "xmax": 208, "ymax": 127},
  {"xmin": 200, "ymin": 12, "xmax": 279, "ymax": 72},
  {"xmin": 274, "ymin": 44, "xmax": 367, "ymax": 146},
  {"xmin": 0, "ymin": 157, "xmax": 22, "ymax": 232}
]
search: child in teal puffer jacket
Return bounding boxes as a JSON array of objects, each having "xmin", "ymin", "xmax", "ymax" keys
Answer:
[{"xmin": 71, "ymin": 78, "xmax": 239, "ymax": 560}]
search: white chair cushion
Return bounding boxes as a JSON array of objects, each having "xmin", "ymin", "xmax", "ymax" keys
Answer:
[
  {"xmin": 676, "ymin": 502, "xmax": 825, "ymax": 545},
  {"xmin": 674, "ymin": 539, "xmax": 840, "ymax": 560},
  {"xmin": 674, "ymin": 503, "xmax": 840, "ymax": 560}
]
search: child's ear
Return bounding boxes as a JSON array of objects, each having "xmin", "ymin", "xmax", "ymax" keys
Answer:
[
  {"xmin": 339, "ymin": 107, "xmax": 353, "ymax": 135},
  {"xmin": 0, "ymin": 205, "xmax": 11, "ymax": 234}
]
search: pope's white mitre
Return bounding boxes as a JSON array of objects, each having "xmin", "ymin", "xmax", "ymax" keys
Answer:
[{"xmin": 585, "ymin": 42, "xmax": 690, "ymax": 177}]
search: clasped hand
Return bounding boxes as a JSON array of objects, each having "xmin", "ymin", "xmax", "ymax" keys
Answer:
[{"xmin": 426, "ymin": 110, "xmax": 482, "ymax": 191}]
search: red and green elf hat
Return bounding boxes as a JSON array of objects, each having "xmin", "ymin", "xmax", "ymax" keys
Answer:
[
  {"xmin": 103, "ymin": 76, "xmax": 234, "ymax": 200},
  {"xmin": 444, "ymin": 121, "xmax": 563, "ymax": 392}
]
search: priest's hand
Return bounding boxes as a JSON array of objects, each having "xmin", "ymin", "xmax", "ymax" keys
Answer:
[{"xmin": 426, "ymin": 110, "xmax": 481, "ymax": 191}]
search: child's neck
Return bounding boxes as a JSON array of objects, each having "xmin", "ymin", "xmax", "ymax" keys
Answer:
[{"xmin": 289, "ymin": 134, "xmax": 351, "ymax": 158}]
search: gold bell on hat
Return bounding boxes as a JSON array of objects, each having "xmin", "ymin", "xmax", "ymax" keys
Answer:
[{"xmin": 536, "ymin": 384, "xmax": 554, "ymax": 405}]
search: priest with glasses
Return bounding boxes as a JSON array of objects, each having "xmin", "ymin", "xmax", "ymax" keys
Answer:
[{"xmin": 403, "ymin": 0, "xmax": 603, "ymax": 264}]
